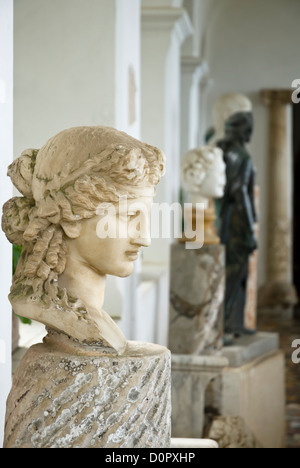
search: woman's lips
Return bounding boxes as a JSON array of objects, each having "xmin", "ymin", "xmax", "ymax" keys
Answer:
[{"xmin": 125, "ymin": 251, "xmax": 140, "ymax": 261}]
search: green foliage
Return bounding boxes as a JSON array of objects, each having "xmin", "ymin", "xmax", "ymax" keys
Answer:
[
  {"xmin": 13, "ymin": 244, "xmax": 22, "ymax": 274},
  {"xmin": 12, "ymin": 244, "xmax": 32, "ymax": 325},
  {"xmin": 17, "ymin": 315, "xmax": 32, "ymax": 325}
]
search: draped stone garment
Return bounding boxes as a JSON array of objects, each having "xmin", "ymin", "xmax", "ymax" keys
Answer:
[{"xmin": 4, "ymin": 332, "xmax": 171, "ymax": 449}]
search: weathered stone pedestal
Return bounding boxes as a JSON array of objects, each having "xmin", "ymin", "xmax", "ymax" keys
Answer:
[
  {"xmin": 221, "ymin": 332, "xmax": 279, "ymax": 367},
  {"xmin": 4, "ymin": 331, "xmax": 171, "ymax": 449},
  {"xmin": 171, "ymin": 354, "xmax": 229, "ymax": 439},
  {"xmin": 169, "ymin": 243, "xmax": 225, "ymax": 355}
]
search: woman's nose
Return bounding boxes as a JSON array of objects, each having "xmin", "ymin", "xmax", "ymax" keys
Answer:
[
  {"xmin": 130, "ymin": 214, "xmax": 151, "ymax": 248},
  {"xmin": 133, "ymin": 234, "xmax": 151, "ymax": 248}
]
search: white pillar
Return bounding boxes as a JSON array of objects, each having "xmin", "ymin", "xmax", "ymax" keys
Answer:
[
  {"xmin": 180, "ymin": 0, "xmax": 211, "ymax": 149},
  {"xmin": 141, "ymin": 1, "xmax": 193, "ymax": 264},
  {"xmin": 140, "ymin": 1, "xmax": 192, "ymax": 347},
  {"xmin": 180, "ymin": 57, "xmax": 209, "ymax": 158},
  {"xmin": 259, "ymin": 89, "xmax": 298, "ymax": 307},
  {"xmin": 106, "ymin": 0, "xmax": 142, "ymax": 341},
  {"xmin": 0, "ymin": 0, "xmax": 13, "ymax": 447},
  {"xmin": 199, "ymin": 74, "xmax": 214, "ymax": 145}
]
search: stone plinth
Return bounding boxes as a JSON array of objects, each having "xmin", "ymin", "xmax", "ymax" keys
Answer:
[
  {"xmin": 220, "ymin": 350, "xmax": 286, "ymax": 448},
  {"xmin": 171, "ymin": 354, "xmax": 229, "ymax": 439},
  {"xmin": 4, "ymin": 332, "xmax": 171, "ymax": 449},
  {"xmin": 169, "ymin": 243, "xmax": 225, "ymax": 355},
  {"xmin": 204, "ymin": 333, "xmax": 286, "ymax": 448},
  {"xmin": 221, "ymin": 332, "xmax": 279, "ymax": 368}
]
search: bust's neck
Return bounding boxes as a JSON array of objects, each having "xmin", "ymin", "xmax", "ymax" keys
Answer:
[
  {"xmin": 57, "ymin": 254, "xmax": 127, "ymax": 354},
  {"xmin": 188, "ymin": 193, "xmax": 209, "ymax": 209},
  {"xmin": 58, "ymin": 255, "xmax": 106, "ymax": 312}
]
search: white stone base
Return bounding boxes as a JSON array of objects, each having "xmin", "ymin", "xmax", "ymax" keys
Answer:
[
  {"xmin": 171, "ymin": 334, "xmax": 286, "ymax": 448},
  {"xmin": 220, "ymin": 350, "xmax": 286, "ymax": 448},
  {"xmin": 171, "ymin": 438, "xmax": 218, "ymax": 449}
]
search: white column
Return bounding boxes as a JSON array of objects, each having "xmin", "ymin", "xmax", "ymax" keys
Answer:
[
  {"xmin": 105, "ymin": 0, "xmax": 142, "ymax": 341},
  {"xmin": 180, "ymin": 0, "xmax": 211, "ymax": 149},
  {"xmin": 259, "ymin": 89, "xmax": 298, "ymax": 307},
  {"xmin": 140, "ymin": 1, "xmax": 192, "ymax": 347},
  {"xmin": 115, "ymin": 0, "xmax": 141, "ymax": 139},
  {"xmin": 0, "ymin": 0, "xmax": 13, "ymax": 447},
  {"xmin": 180, "ymin": 57, "xmax": 209, "ymax": 158},
  {"xmin": 199, "ymin": 74, "xmax": 214, "ymax": 145},
  {"xmin": 141, "ymin": 1, "xmax": 193, "ymax": 264}
]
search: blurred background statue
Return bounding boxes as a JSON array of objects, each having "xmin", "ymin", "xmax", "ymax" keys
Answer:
[
  {"xmin": 207, "ymin": 93, "xmax": 253, "ymax": 145},
  {"xmin": 217, "ymin": 111, "xmax": 258, "ymax": 340},
  {"xmin": 181, "ymin": 145, "xmax": 226, "ymax": 245}
]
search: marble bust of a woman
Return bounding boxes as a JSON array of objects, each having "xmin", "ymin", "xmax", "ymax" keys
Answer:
[
  {"xmin": 180, "ymin": 146, "xmax": 226, "ymax": 245},
  {"xmin": 2, "ymin": 126, "xmax": 165, "ymax": 354},
  {"xmin": 3, "ymin": 126, "xmax": 173, "ymax": 449},
  {"xmin": 181, "ymin": 146, "xmax": 226, "ymax": 207}
]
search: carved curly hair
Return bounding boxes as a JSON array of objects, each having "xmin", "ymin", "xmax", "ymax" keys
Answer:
[
  {"xmin": 181, "ymin": 146, "xmax": 223, "ymax": 192},
  {"xmin": 2, "ymin": 126, "xmax": 165, "ymax": 309}
]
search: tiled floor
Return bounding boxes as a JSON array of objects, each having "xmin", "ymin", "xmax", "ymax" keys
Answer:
[{"xmin": 258, "ymin": 309, "xmax": 300, "ymax": 449}]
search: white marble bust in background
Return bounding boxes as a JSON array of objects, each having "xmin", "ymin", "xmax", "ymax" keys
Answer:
[
  {"xmin": 181, "ymin": 146, "xmax": 226, "ymax": 208},
  {"xmin": 211, "ymin": 93, "xmax": 253, "ymax": 145}
]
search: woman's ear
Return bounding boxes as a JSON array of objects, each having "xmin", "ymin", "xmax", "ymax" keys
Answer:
[{"xmin": 60, "ymin": 221, "xmax": 82, "ymax": 239}]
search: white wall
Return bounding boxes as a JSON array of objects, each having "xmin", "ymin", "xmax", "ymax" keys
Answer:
[
  {"xmin": 15, "ymin": 0, "xmax": 114, "ymax": 154},
  {"xmin": 0, "ymin": 0, "xmax": 13, "ymax": 447},
  {"xmin": 182, "ymin": 0, "xmax": 217, "ymax": 58},
  {"xmin": 204, "ymin": 0, "xmax": 300, "ymax": 285},
  {"xmin": 14, "ymin": 0, "xmax": 141, "ymax": 155}
]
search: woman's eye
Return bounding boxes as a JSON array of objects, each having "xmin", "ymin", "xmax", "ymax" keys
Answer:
[
  {"xmin": 118, "ymin": 212, "xmax": 137, "ymax": 220},
  {"xmin": 128, "ymin": 211, "xmax": 140, "ymax": 219}
]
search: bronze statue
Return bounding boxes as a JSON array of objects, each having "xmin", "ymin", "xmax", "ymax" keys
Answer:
[{"xmin": 217, "ymin": 112, "xmax": 257, "ymax": 339}]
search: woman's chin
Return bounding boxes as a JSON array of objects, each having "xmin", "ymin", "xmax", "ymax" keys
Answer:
[{"xmin": 115, "ymin": 262, "xmax": 135, "ymax": 278}]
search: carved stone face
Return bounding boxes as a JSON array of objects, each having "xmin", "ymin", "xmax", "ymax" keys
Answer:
[
  {"xmin": 199, "ymin": 151, "xmax": 226, "ymax": 199},
  {"xmin": 65, "ymin": 196, "xmax": 153, "ymax": 278},
  {"xmin": 182, "ymin": 148, "xmax": 226, "ymax": 200}
]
